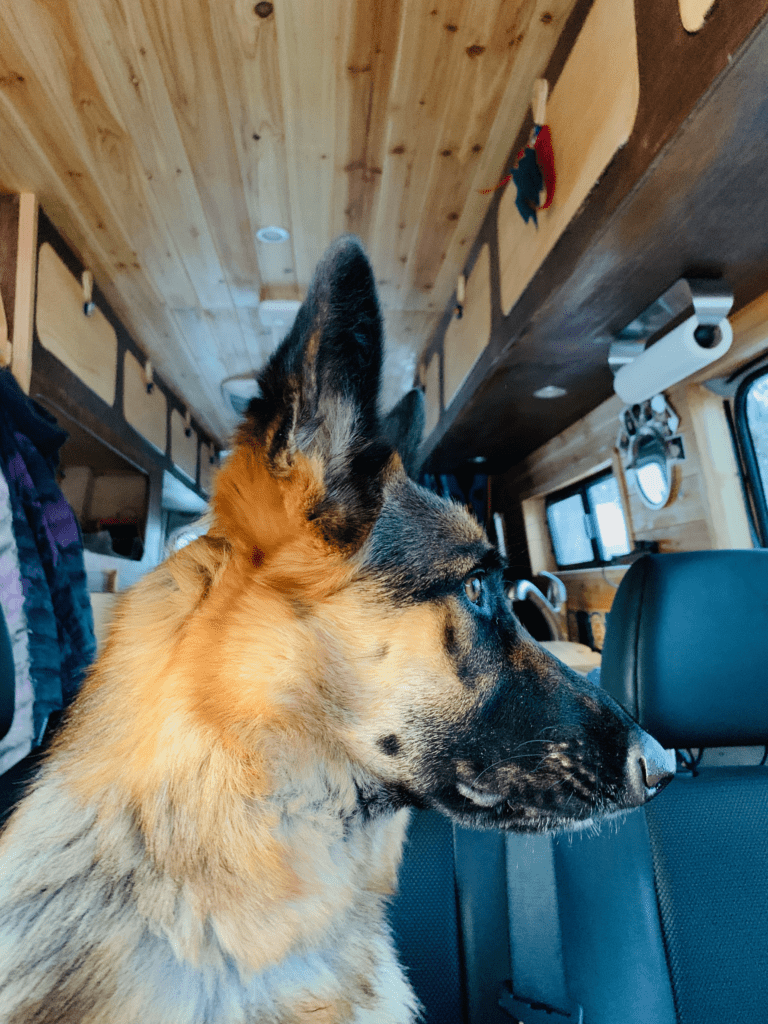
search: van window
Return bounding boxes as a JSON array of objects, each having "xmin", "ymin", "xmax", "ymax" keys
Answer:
[
  {"xmin": 546, "ymin": 471, "xmax": 631, "ymax": 568},
  {"xmin": 736, "ymin": 368, "xmax": 768, "ymax": 541}
]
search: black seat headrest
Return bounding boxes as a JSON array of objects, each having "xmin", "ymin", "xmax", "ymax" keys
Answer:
[{"xmin": 601, "ymin": 551, "xmax": 768, "ymax": 748}]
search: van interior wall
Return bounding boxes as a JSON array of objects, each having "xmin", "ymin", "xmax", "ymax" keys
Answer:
[{"xmin": 495, "ymin": 291, "xmax": 766, "ymax": 649}]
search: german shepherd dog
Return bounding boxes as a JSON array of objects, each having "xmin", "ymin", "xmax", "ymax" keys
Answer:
[{"xmin": 0, "ymin": 237, "xmax": 674, "ymax": 1023}]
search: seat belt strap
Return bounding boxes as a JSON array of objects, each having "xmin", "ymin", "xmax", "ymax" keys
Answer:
[
  {"xmin": 453, "ymin": 824, "xmax": 513, "ymax": 1024},
  {"xmin": 502, "ymin": 833, "xmax": 582, "ymax": 1022}
]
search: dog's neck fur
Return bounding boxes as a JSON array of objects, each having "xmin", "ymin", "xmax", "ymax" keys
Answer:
[{"xmin": 49, "ymin": 533, "xmax": 410, "ymax": 977}]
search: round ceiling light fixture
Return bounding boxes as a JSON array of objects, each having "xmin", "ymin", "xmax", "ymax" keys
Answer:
[
  {"xmin": 533, "ymin": 385, "xmax": 567, "ymax": 399},
  {"xmin": 256, "ymin": 225, "xmax": 290, "ymax": 243}
]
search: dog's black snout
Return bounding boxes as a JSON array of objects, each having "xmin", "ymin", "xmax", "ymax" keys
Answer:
[{"xmin": 625, "ymin": 727, "xmax": 676, "ymax": 805}]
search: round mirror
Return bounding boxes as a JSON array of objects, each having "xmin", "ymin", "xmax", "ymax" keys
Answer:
[{"xmin": 631, "ymin": 429, "xmax": 671, "ymax": 509}]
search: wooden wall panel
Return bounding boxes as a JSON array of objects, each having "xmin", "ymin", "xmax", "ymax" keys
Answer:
[
  {"xmin": 71, "ymin": 0, "xmax": 234, "ymax": 311},
  {"xmin": 500, "ymin": 367, "xmax": 754, "ymax": 627},
  {"xmin": 679, "ymin": 0, "xmax": 716, "ymax": 32},
  {"xmin": 685, "ymin": 384, "xmax": 753, "ymax": 549},
  {"xmin": 36, "ymin": 242, "xmax": 117, "ymax": 406},
  {"xmin": 427, "ymin": 0, "xmax": 580, "ymax": 311},
  {"xmin": 0, "ymin": 11, "xmax": 231, "ymax": 439},
  {"xmin": 199, "ymin": 442, "xmax": 216, "ymax": 495},
  {"xmin": 123, "ymin": 350, "xmax": 167, "ymax": 454},
  {"xmin": 423, "ymin": 0, "xmax": 768, "ymax": 473},
  {"xmin": 212, "ymin": 0, "xmax": 296, "ymax": 289},
  {"xmin": 443, "ymin": 244, "xmax": 491, "ymax": 406},
  {"xmin": 498, "ymin": 0, "xmax": 639, "ymax": 316},
  {"xmin": 137, "ymin": 0, "xmax": 262, "ymax": 307},
  {"xmin": 170, "ymin": 410, "xmax": 199, "ymax": 483},
  {"xmin": 423, "ymin": 352, "xmax": 441, "ymax": 438},
  {"xmin": 521, "ymin": 495, "xmax": 556, "ymax": 574},
  {"xmin": 90, "ymin": 473, "xmax": 147, "ymax": 520}
]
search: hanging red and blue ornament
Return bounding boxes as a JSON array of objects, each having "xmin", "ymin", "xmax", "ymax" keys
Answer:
[{"xmin": 481, "ymin": 79, "xmax": 556, "ymax": 226}]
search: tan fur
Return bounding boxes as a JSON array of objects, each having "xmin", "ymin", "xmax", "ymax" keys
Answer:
[
  {"xmin": 0, "ymin": 435, "xmax": 426, "ymax": 1022},
  {"xmin": 0, "ymin": 237, "xmax": 650, "ymax": 1023}
]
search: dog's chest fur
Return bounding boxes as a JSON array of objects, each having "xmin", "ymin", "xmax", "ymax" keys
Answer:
[{"xmin": 0, "ymin": 771, "xmax": 418, "ymax": 1024}]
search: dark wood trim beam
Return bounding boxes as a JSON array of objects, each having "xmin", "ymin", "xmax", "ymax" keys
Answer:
[{"xmin": 420, "ymin": 0, "xmax": 768, "ymax": 473}]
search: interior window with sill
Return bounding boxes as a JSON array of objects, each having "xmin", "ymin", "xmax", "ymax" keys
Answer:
[
  {"xmin": 736, "ymin": 369, "xmax": 768, "ymax": 543},
  {"xmin": 546, "ymin": 470, "xmax": 631, "ymax": 569}
]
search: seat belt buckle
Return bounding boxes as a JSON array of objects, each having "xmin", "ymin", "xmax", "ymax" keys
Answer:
[{"xmin": 499, "ymin": 981, "xmax": 584, "ymax": 1024}]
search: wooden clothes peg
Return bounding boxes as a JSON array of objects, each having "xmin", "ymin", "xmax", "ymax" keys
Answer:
[{"xmin": 455, "ymin": 274, "xmax": 466, "ymax": 320}]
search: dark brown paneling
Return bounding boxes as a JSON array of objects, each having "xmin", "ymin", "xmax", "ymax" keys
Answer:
[
  {"xmin": 0, "ymin": 195, "xmax": 20, "ymax": 341},
  {"xmin": 421, "ymin": 1, "xmax": 768, "ymax": 473}
]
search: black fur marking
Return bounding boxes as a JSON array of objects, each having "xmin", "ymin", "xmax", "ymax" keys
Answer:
[
  {"xmin": 364, "ymin": 478, "xmax": 496, "ymax": 604},
  {"xmin": 377, "ymin": 734, "xmax": 401, "ymax": 756},
  {"xmin": 307, "ymin": 437, "xmax": 395, "ymax": 548},
  {"xmin": 381, "ymin": 389, "xmax": 425, "ymax": 479},
  {"xmin": 250, "ymin": 236, "xmax": 383, "ymax": 449},
  {"xmin": 243, "ymin": 236, "xmax": 392, "ymax": 550},
  {"xmin": 476, "ymin": 548, "xmax": 506, "ymax": 574},
  {"xmin": 343, "ymin": 778, "xmax": 413, "ymax": 835},
  {"xmin": 444, "ymin": 617, "xmax": 458, "ymax": 660}
]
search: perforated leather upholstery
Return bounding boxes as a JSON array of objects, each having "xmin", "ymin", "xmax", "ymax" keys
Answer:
[
  {"xmin": 600, "ymin": 550, "xmax": 768, "ymax": 746},
  {"xmin": 493, "ymin": 552, "xmax": 768, "ymax": 1024},
  {"xmin": 553, "ymin": 552, "xmax": 768, "ymax": 1024}
]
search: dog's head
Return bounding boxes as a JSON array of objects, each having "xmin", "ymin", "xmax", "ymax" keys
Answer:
[{"xmin": 212, "ymin": 236, "xmax": 674, "ymax": 833}]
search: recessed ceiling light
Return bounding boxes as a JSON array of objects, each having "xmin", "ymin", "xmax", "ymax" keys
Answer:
[
  {"xmin": 533, "ymin": 385, "xmax": 568, "ymax": 399},
  {"xmin": 221, "ymin": 373, "xmax": 261, "ymax": 416},
  {"xmin": 256, "ymin": 226, "xmax": 290, "ymax": 243}
]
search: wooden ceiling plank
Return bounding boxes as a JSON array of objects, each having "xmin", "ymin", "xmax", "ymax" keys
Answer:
[
  {"xmin": 403, "ymin": 0, "xmax": 537, "ymax": 306},
  {"xmin": 368, "ymin": 0, "xmax": 473, "ymax": 312},
  {"xmin": 138, "ymin": 0, "xmax": 263, "ymax": 308},
  {"xmin": 0, "ymin": 95, "xmax": 229, "ymax": 441},
  {"xmin": 335, "ymin": 0, "xmax": 405, "ymax": 247},
  {"xmin": 170, "ymin": 306, "xmax": 240, "ymax": 430},
  {"xmin": 427, "ymin": 0, "xmax": 579, "ymax": 313},
  {"xmin": 381, "ymin": 309, "xmax": 440, "ymax": 410},
  {"xmin": 202, "ymin": 308, "xmax": 255, "ymax": 378},
  {"xmin": 0, "ymin": 65, "xmax": 175, "ymax": 342},
  {"xmin": 73, "ymin": 0, "xmax": 237, "ymax": 313},
  {"xmin": 273, "ymin": 0, "xmax": 354, "ymax": 288},
  {"xmin": 0, "ymin": 1, "xmax": 202, "ymax": 313},
  {"xmin": 212, "ymin": 0, "xmax": 298, "ymax": 292},
  {"xmin": 235, "ymin": 306, "xmax": 276, "ymax": 369}
]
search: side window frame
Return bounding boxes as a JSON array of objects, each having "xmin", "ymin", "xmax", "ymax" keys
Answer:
[
  {"xmin": 734, "ymin": 365, "xmax": 768, "ymax": 546},
  {"xmin": 545, "ymin": 468, "xmax": 631, "ymax": 570}
]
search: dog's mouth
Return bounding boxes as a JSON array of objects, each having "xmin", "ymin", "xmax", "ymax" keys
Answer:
[
  {"xmin": 440, "ymin": 736, "xmax": 675, "ymax": 833},
  {"xmin": 444, "ymin": 779, "xmax": 619, "ymax": 834},
  {"xmin": 449, "ymin": 779, "xmax": 599, "ymax": 832}
]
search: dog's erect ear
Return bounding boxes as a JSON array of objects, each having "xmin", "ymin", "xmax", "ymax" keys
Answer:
[
  {"xmin": 238, "ymin": 236, "xmax": 394, "ymax": 551},
  {"xmin": 382, "ymin": 389, "xmax": 425, "ymax": 480}
]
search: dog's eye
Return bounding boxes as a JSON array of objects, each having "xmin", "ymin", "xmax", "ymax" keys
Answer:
[{"xmin": 464, "ymin": 573, "xmax": 484, "ymax": 605}]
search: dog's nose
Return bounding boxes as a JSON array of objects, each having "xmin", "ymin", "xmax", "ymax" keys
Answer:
[{"xmin": 625, "ymin": 727, "xmax": 676, "ymax": 804}]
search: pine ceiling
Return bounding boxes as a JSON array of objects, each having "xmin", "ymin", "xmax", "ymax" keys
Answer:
[{"xmin": 0, "ymin": 0, "xmax": 577, "ymax": 442}]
